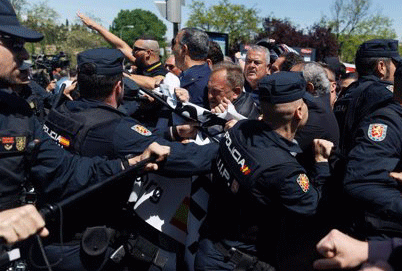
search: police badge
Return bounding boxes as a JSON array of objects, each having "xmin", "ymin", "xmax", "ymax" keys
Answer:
[
  {"xmin": 368, "ymin": 123, "xmax": 387, "ymax": 142},
  {"xmin": 2, "ymin": 137, "xmax": 14, "ymax": 151},
  {"xmin": 131, "ymin": 124, "xmax": 152, "ymax": 136},
  {"xmin": 16, "ymin": 137, "xmax": 27, "ymax": 151},
  {"xmin": 297, "ymin": 174, "xmax": 309, "ymax": 193}
]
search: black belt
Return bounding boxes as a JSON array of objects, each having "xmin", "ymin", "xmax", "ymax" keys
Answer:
[{"xmin": 214, "ymin": 242, "xmax": 276, "ymax": 271}]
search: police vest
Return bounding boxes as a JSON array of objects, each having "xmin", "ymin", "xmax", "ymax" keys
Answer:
[
  {"xmin": 206, "ymin": 123, "xmax": 299, "ymax": 248},
  {"xmin": 354, "ymin": 105, "xmax": 402, "ymax": 239},
  {"xmin": 0, "ymin": 89, "xmax": 34, "ymax": 209},
  {"xmin": 334, "ymin": 76, "xmax": 393, "ymax": 156},
  {"xmin": 216, "ymin": 129, "xmax": 290, "ymax": 194},
  {"xmin": 44, "ymin": 104, "xmax": 123, "ymax": 155}
]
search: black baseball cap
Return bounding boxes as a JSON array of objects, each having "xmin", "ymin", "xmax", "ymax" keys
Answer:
[
  {"xmin": 0, "ymin": 0, "xmax": 43, "ymax": 42},
  {"xmin": 356, "ymin": 39, "xmax": 402, "ymax": 63},
  {"xmin": 259, "ymin": 71, "xmax": 311, "ymax": 104},
  {"xmin": 77, "ymin": 48, "xmax": 124, "ymax": 76}
]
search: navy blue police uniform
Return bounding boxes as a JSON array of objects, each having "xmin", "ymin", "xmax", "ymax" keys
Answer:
[
  {"xmin": 334, "ymin": 39, "xmax": 401, "ymax": 156},
  {"xmin": 195, "ymin": 72, "xmax": 330, "ymax": 271},
  {"xmin": 343, "ymin": 100, "xmax": 402, "ymax": 240},
  {"xmin": 42, "ymin": 48, "xmax": 218, "ymax": 271},
  {"xmin": 328, "ymin": 39, "xmax": 402, "ymax": 234},
  {"xmin": 46, "ymin": 98, "xmax": 217, "ymax": 175},
  {"xmin": 0, "ymin": 8, "xmax": 128, "ymax": 269},
  {"xmin": 45, "ymin": 49, "xmax": 217, "ymax": 175},
  {"xmin": 0, "ymin": 88, "xmax": 123, "ymax": 204},
  {"xmin": 0, "ymin": 1, "xmax": 124, "ymax": 208},
  {"xmin": 334, "ymin": 75, "xmax": 393, "ymax": 155}
]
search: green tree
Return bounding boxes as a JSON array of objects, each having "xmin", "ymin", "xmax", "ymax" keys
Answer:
[
  {"xmin": 15, "ymin": 1, "xmax": 108, "ymax": 67},
  {"xmin": 10, "ymin": 0, "xmax": 27, "ymax": 18},
  {"xmin": 186, "ymin": 0, "xmax": 261, "ymax": 49},
  {"xmin": 59, "ymin": 25, "xmax": 108, "ymax": 67},
  {"xmin": 22, "ymin": 1, "xmax": 59, "ymax": 53},
  {"xmin": 109, "ymin": 9, "xmax": 167, "ymax": 48},
  {"xmin": 256, "ymin": 18, "xmax": 339, "ymax": 62},
  {"xmin": 321, "ymin": 0, "xmax": 397, "ymax": 62}
]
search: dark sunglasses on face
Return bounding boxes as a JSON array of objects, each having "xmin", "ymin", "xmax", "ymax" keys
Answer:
[
  {"xmin": 0, "ymin": 34, "xmax": 25, "ymax": 51},
  {"xmin": 165, "ymin": 64, "xmax": 175, "ymax": 70},
  {"xmin": 132, "ymin": 46, "xmax": 147, "ymax": 55}
]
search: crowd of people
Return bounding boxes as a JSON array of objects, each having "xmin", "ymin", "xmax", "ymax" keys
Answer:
[{"xmin": 1, "ymin": 0, "xmax": 402, "ymax": 270}]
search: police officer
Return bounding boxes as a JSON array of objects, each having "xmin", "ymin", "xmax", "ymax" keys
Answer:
[
  {"xmin": 0, "ymin": 1, "xmax": 168, "ymax": 268},
  {"xmin": 334, "ymin": 39, "xmax": 401, "ymax": 157},
  {"xmin": 341, "ymin": 63, "xmax": 402, "ymax": 240},
  {"xmin": 195, "ymin": 72, "xmax": 332, "ymax": 271},
  {"xmin": 329, "ymin": 39, "xmax": 401, "ymax": 234},
  {"xmin": 45, "ymin": 48, "xmax": 217, "ymax": 173},
  {"xmin": 43, "ymin": 48, "xmax": 218, "ymax": 270}
]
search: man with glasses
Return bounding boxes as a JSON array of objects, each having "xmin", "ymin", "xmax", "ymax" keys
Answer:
[
  {"xmin": 77, "ymin": 13, "xmax": 167, "ymax": 90},
  {"xmin": 164, "ymin": 54, "xmax": 182, "ymax": 77}
]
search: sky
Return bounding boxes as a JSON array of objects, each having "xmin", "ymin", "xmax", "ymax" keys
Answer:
[{"xmin": 29, "ymin": 0, "xmax": 402, "ymax": 41}]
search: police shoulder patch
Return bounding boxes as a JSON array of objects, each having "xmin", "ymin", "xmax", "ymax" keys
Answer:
[
  {"xmin": 368, "ymin": 123, "xmax": 387, "ymax": 141},
  {"xmin": 386, "ymin": 85, "xmax": 394, "ymax": 92},
  {"xmin": 131, "ymin": 124, "xmax": 152, "ymax": 136},
  {"xmin": 297, "ymin": 174, "xmax": 309, "ymax": 193}
]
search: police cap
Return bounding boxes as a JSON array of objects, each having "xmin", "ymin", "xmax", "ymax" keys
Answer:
[
  {"xmin": 356, "ymin": 39, "xmax": 402, "ymax": 63},
  {"xmin": 77, "ymin": 48, "xmax": 124, "ymax": 76},
  {"xmin": 0, "ymin": 0, "xmax": 43, "ymax": 42},
  {"xmin": 259, "ymin": 72, "xmax": 309, "ymax": 104}
]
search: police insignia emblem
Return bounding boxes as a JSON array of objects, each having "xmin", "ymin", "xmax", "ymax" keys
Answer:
[
  {"xmin": 131, "ymin": 124, "xmax": 152, "ymax": 136},
  {"xmin": 368, "ymin": 123, "xmax": 387, "ymax": 141},
  {"xmin": 16, "ymin": 137, "xmax": 26, "ymax": 151},
  {"xmin": 386, "ymin": 85, "xmax": 394, "ymax": 92},
  {"xmin": 240, "ymin": 165, "xmax": 251, "ymax": 175},
  {"xmin": 297, "ymin": 174, "xmax": 309, "ymax": 193},
  {"xmin": 2, "ymin": 137, "xmax": 14, "ymax": 151}
]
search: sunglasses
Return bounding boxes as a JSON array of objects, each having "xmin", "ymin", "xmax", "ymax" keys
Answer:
[
  {"xmin": 0, "ymin": 34, "xmax": 25, "ymax": 51},
  {"xmin": 132, "ymin": 46, "xmax": 147, "ymax": 54},
  {"xmin": 164, "ymin": 64, "xmax": 176, "ymax": 70}
]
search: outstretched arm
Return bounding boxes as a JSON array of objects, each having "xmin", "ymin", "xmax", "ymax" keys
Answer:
[{"xmin": 77, "ymin": 12, "xmax": 135, "ymax": 63}]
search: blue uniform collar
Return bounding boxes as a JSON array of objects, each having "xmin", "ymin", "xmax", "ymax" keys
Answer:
[
  {"xmin": 360, "ymin": 75, "xmax": 393, "ymax": 85},
  {"xmin": 260, "ymin": 121, "xmax": 303, "ymax": 155},
  {"xmin": 65, "ymin": 98, "xmax": 127, "ymax": 116}
]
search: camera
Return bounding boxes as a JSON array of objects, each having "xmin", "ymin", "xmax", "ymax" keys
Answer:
[{"xmin": 31, "ymin": 52, "xmax": 70, "ymax": 71}]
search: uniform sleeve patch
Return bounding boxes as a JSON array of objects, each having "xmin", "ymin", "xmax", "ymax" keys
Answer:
[
  {"xmin": 131, "ymin": 124, "xmax": 152, "ymax": 136},
  {"xmin": 368, "ymin": 123, "xmax": 387, "ymax": 141},
  {"xmin": 297, "ymin": 174, "xmax": 309, "ymax": 193}
]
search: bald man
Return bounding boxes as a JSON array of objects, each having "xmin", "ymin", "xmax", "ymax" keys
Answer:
[{"xmin": 78, "ymin": 13, "xmax": 167, "ymax": 90}]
